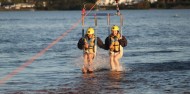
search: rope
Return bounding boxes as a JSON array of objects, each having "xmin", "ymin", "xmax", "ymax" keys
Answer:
[
  {"xmin": 115, "ymin": 0, "xmax": 121, "ymax": 16},
  {"xmin": 0, "ymin": 0, "xmax": 100, "ymax": 86}
]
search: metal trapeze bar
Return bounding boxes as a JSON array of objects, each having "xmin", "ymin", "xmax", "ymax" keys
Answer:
[{"xmin": 86, "ymin": 13, "xmax": 116, "ymax": 16}]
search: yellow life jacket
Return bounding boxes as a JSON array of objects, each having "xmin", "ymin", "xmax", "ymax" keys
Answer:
[
  {"xmin": 83, "ymin": 35, "xmax": 96, "ymax": 53},
  {"xmin": 109, "ymin": 33, "xmax": 121, "ymax": 52}
]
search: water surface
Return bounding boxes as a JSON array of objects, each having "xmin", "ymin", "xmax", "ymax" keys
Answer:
[{"xmin": 0, "ymin": 9, "xmax": 190, "ymax": 94}]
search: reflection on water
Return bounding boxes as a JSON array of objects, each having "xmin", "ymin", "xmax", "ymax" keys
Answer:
[
  {"xmin": 51, "ymin": 72, "xmax": 125, "ymax": 94},
  {"xmin": 110, "ymin": 71, "xmax": 123, "ymax": 79},
  {"xmin": 77, "ymin": 72, "xmax": 124, "ymax": 94},
  {"xmin": 82, "ymin": 73, "xmax": 96, "ymax": 79},
  {"xmin": 107, "ymin": 72, "xmax": 124, "ymax": 94}
]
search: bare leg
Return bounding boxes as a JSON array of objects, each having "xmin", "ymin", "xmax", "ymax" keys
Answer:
[
  {"xmin": 88, "ymin": 53, "xmax": 94, "ymax": 73},
  {"xmin": 82, "ymin": 53, "xmax": 88, "ymax": 73},
  {"xmin": 114, "ymin": 53, "xmax": 122, "ymax": 71},
  {"xmin": 110, "ymin": 53, "xmax": 116, "ymax": 71}
]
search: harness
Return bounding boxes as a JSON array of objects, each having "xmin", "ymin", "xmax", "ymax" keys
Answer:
[
  {"xmin": 83, "ymin": 35, "xmax": 96, "ymax": 54},
  {"xmin": 110, "ymin": 33, "xmax": 121, "ymax": 52}
]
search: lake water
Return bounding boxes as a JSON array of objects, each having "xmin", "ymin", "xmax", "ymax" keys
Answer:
[{"xmin": 0, "ymin": 9, "xmax": 190, "ymax": 94}]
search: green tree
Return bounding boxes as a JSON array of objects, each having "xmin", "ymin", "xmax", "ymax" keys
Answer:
[
  {"xmin": 84, "ymin": 0, "xmax": 96, "ymax": 3},
  {"xmin": 12, "ymin": 0, "xmax": 25, "ymax": 3},
  {"xmin": 136, "ymin": 0, "xmax": 150, "ymax": 9},
  {"xmin": 41, "ymin": 0, "xmax": 83, "ymax": 10},
  {"xmin": 34, "ymin": 0, "xmax": 95, "ymax": 10}
]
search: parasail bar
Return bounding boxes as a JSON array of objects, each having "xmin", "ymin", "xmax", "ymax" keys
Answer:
[{"xmin": 86, "ymin": 13, "xmax": 116, "ymax": 16}]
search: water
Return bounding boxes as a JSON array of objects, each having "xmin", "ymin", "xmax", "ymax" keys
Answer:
[{"xmin": 0, "ymin": 10, "xmax": 190, "ymax": 94}]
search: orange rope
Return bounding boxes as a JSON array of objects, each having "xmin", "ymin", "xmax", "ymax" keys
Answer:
[{"xmin": 0, "ymin": 1, "xmax": 99, "ymax": 86}]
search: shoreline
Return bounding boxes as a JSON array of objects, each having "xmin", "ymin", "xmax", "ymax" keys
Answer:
[
  {"xmin": 0, "ymin": 8, "xmax": 190, "ymax": 12},
  {"xmin": 0, "ymin": 8, "xmax": 35, "ymax": 11}
]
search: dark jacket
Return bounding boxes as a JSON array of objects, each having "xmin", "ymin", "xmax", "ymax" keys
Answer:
[
  {"xmin": 104, "ymin": 35, "xmax": 127, "ymax": 50},
  {"xmin": 77, "ymin": 37, "xmax": 105, "ymax": 50}
]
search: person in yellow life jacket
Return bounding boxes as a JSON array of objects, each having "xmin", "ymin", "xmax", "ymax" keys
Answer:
[
  {"xmin": 77, "ymin": 27, "xmax": 104, "ymax": 73},
  {"xmin": 104, "ymin": 25, "xmax": 127, "ymax": 71}
]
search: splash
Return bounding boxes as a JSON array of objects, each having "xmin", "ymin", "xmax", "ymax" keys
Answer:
[
  {"xmin": 93, "ymin": 53, "xmax": 110, "ymax": 71},
  {"xmin": 74, "ymin": 51, "xmax": 129, "ymax": 72}
]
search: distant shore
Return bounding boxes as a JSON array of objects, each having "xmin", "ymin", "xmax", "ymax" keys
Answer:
[
  {"xmin": 0, "ymin": 8, "xmax": 35, "ymax": 11},
  {"xmin": 0, "ymin": 6, "xmax": 190, "ymax": 11},
  {"xmin": 1, "ymin": 0, "xmax": 190, "ymax": 11}
]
